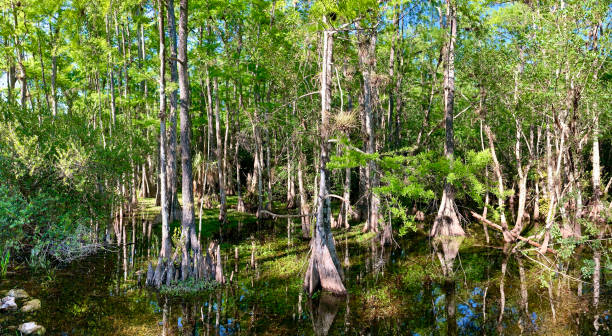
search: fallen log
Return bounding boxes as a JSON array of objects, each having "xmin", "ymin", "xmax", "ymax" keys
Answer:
[{"xmin": 470, "ymin": 211, "xmax": 556, "ymax": 254}]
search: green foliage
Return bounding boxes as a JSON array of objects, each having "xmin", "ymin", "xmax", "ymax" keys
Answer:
[
  {"xmin": 0, "ymin": 106, "xmax": 139, "ymax": 268},
  {"xmin": 581, "ymin": 258, "xmax": 595, "ymax": 279},
  {"xmin": 171, "ymin": 227, "xmax": 183, "ymax": 257},
  {"xmin": 0, "ymin": 250, "xmax": 9, "ymax": 278},
  {"xmin": 0, "ymin": 185, "xmax": 28, "ymax": 256},
  {"xmin": 331, "ymin": 144, "xmax": 490, "ymax": 236}
]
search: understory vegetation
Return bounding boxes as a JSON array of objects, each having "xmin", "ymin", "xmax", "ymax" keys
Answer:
[{"xmin": 0, "ymin": 112, "xmax": 139, "ymax": 268}]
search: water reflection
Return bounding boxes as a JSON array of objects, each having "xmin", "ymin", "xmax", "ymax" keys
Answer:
[
  {"xmin": 432, "ymin": 236, "xmax": 464, "ymax": 336},
  {"xmin": 1, "ymin": 213, "xmax": 607, "ymax": 335},
  {"xmin": 308, "ymin": 292, "xmax": 343, "ymax": 336}
]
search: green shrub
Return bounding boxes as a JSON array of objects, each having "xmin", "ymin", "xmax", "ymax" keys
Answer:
[{"xmin": 0, "ymin": 108, "xmax": 145, "ymax": 269}]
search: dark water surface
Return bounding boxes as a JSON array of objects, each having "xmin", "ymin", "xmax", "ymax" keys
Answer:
[{"xmin": 0, "ymin": 212, "xmax": 609, "ymax": 335}]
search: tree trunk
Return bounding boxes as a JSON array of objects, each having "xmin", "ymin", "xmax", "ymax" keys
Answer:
[
  {"xmin": 511, "ymin": 121, "xmax": 532, "ymax": 237},
  {"xmin": 358, "ymin": 29, "xmax": 379, "ymax": 233},
  {"xmin": 214, "ymin": 78, "xmax": 227, "ymax": 224},
  {"xmin": 303, "ymin": 24, "xmax": 346, "ymax": 296},
  {"xmin": 178, "ymin": 0, "xmax": 197, "ymax": 279},
  {"xmin": 264, "ymin": 90, "xmax": 273, "ymax": 212},
  {"xmin": 12, "ymin": 4, "xmax": 27, "ymax": 108},
  {"xmin": 205, "ymin": 68, "xmax": 215, "ymax": 192},
  {"xmin": 590, "ymin": 103, "xmax": 604, "ymax": 332},
  {"xmin": 235, "ymin": 78, "xmax": 246, "ymax": 212},
  {"xmin": 539, "ymin": 123, "xmax": 558, "ymax": 253},
  {"xmin": 431, "ymin": 0, "xmax": 464, "ymax": 238},
  {"xmin": 342, "ymin": 164, "xmax": 351, "ymax": 229},
  {"xmin": 298, "ymin": 151, "xmax": 311, "ymax": 239},
  {"xmin": 224, "ymin": 86, "xmax": 233, "ymax": 195},
  {"xmin": 104, "ymin": 16, "xmax": 116, "ymax": 126},
  {"xmin": 589, "ymin": 102, "xmax": 603, "ymax": 222},
  {"xmin": 157, "ymin": 0, "xmax": 171, "ymax": 260},
  {"xmin": 167, "ymin": 0, "xmax": 181, "ymax": 222},
  {"xmin": 287, "ymin": 115, "xmax": 296, "ymax": 208}
]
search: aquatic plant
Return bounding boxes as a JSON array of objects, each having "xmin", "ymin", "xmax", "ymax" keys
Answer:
[{"xmin": 159, "ymin": 278, "xmax": 218, "ymax": 296}]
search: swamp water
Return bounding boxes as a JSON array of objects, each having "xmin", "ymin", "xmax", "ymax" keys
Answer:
[{"xmin": 0, "ymin": 206, "xmax": 609, "ymax": 335}]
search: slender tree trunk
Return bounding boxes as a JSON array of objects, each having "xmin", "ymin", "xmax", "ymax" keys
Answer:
[
  {"xmin": 303, "ymin": 23, "xmax": 346, "ymax": 296},
  {"xmin": 533, "ymin": 126, "xmax": 541, "ymax": 222},
  {"xmin": 298, "ymin": 151, "xmax": 311, "ymax": 238},
  {"xmin": 205, "ymin": 69, "xmax": 215, "ymax": 182},
  {"xmin": 178, "ymin": 0, "xmax": 197, "ymax": 279},
  {"xmin": 287, "ymin": 109, "xmax": 296, "ymax": 209},
  {"xmin": 589, "ymin": 103, "xmax": 603, "ymax": 222},
  {"xmin": 214, "ymin": 78, "xmax": 227, "ymax": 224},
  {"xmin": 386, "ymin": 8, "xmax": 397, "ymax": 147},
  {"xmin": 222, "ymin": 81, "xmax": 233, "ymax": 195},
  {"xmin": 156, "ymin": 0, "xmax": 171, "ymax": 260},
  {"xmin": 539, "ymin": 122, "xmax": 558, "ymax": 253},
  {"xmin": 511, "ymin": 121, "xmax": 532, "ymax": 237},
  {"xmin": 286, "ymin": 154, "xmax": 296, "ymax": 208},
  {"xmin": 12, "ymin": 4, "xmax": 27, "ymax": 108},
  {"xmin": 104, "ymin": 16, "xmax": 116, "ymax": 126},
  {"xmin": 342, "ymin": 151, "xmax": 351, "ymax": 229},
  {"xmin": 590, "ymin": 103, "xmax": 604, "ymax": 332},
  {"xmin": 4, "ymin": 37, "xmax": 14, "ymax": 106},
  {"xmin": 478, "ymin": 112, "xmax": 491, "ymax": 243},
  {"xmin": 358, "ymin": 29, "xmax": 379, "ymax": 233},
  {"xmin": 235, "ymin": 78, "xmax": 246, "ymax": 212},
  {"xmin": 431, "ymin": 0, "xmax": 464, "ymax": 238},
  {"xmin": 167, "ymin": 0, "xmax": 181, "ymax": 221},
  {"xmin": 264, "ymin": 88, "xmax": 273, "ymax": 212},
  {"xmin": 254, "ymin": 105, "xmax": 265, "ymax": 218}
]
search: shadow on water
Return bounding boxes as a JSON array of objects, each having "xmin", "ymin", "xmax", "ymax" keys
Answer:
[{"xmin": 0, "ymin": 208, "xmax": 609, "ymax": 335}]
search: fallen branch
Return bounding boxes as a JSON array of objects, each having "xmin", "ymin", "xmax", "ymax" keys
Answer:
[
  {"xmin": 258, "ymin": 210, "xmax": 314, "ymax": 219},
  {"xmin": 258, "ymin": 194, "xmax": 347, "ymax": 219},
  {"xmin": 326, "ymin": 194, "xmax": 348, "ymax": 202},
  {"xmin": 470, "ymin": 211, "xmax": 556, "ymax": 254}
]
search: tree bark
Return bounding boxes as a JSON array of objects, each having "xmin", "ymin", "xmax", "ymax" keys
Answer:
[
  {"xmin": 157, "ymin": 0, "xmax": 171, "ymax": 260},
  {"xmin": 539, "ymin": 123, "xmax": 558, "ymax": 253},
  {"xmin": 167, "ymin": 0, "xmax": 181, "ymax": 222},
  {"xmin": 214, "ymin": 78, "xmax": 227, "ymax": 224},
  {"xmin": 104, "ymin": 16, "xmax": 116, "ymax": 126},
  {"xmin": 358, "ymin": 28, "xmax": 379, "ymax": 233},
  {"xmin": 430, "ymin": 0, "xmax": 464, "ymax": 238},
  {"xmin": 511, "ymin": 120, "xmax": 532, "ymax": 237},
  {"xmin": 178, "ymin": 0, "xmax": 198, "ymax": 279},
  {"xmin": 12, "ymin": 3, "xmax": 27, "ymax": 108},
  {"xmin": 298, "ymin": 151, "xmax": 311, "ymax": 239},
  {"xmin": 303, "ymin": 24, "xmax": 346, "ymax": 296},
  {"xmin": 342, "ymin": 159, "xmax": 351, "ymax": 229},
  {"xmin": 590, "ymin": 103, "xmax": 604, "ymax": 331},
  {"xmin": 287, "ymin": 112, "xmax": 296, "ymax": 209},
  {"xmin": 235, "ymin": 77, "xmax": 246, "ymax": 212}
]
